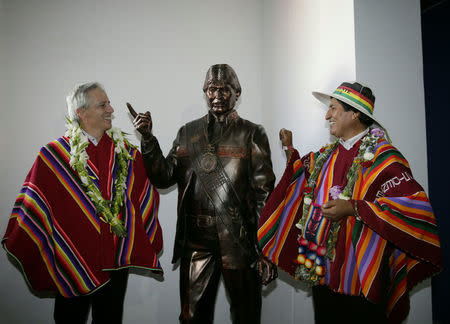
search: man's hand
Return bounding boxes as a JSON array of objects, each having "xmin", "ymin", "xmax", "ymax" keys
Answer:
[
  {"xmin": 257, "ymin": 255, "xmax": 278, "ymax": 285},
  {"xmin": 279, "ymin": 128, "xmax": 293, "ymax": 147},
  {"xmin": 321, "ymin": 199, "xmax": 354, "ymax": 222},
  {"xmin": 127, "ymin": 102, "xmax": 153, "ymax": 139}
]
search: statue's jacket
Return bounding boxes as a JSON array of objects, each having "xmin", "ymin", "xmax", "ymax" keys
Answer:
[{"xmin": 142, "ymin": 110, "xmax": 275, "ymax": 268}]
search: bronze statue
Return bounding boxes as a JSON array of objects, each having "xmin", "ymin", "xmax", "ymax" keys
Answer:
[{"xmin": 128, "ymin": 64, "xmax": 277, "ymax": 323}]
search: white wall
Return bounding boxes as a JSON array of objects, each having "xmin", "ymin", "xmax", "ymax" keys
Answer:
[
  {"xmin": 354, "ymin": 1, "xmax": 432, "ymax": 323},
  {"xmin": 0, "ymin": 0, "xmax": 431, "ymax": 323}
]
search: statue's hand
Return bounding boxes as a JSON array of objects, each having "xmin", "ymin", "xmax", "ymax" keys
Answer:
[
  {"xmin": 279, "ymin": 128, "xmax": 293, "ymax": 147},
  {"xmin": 127, "ymin": 102, "xmax": 153, "ymax": 139},
  {"xmin": 257, "ymin": 255, "xmax": 278, "ymax": 285}
]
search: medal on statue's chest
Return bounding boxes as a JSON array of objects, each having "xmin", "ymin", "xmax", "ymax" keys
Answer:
[{"xmin": 200, "ymin": 144, "xmax": 217, "ymax": 173}]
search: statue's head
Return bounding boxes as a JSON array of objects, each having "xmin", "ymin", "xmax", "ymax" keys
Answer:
[{"xmin": 203, "ymin": 64, "xmax": 241, "ymax": 115}]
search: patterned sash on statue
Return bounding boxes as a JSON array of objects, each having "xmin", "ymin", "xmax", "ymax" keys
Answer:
[{"xmin": 185, "ymin": 118, "xmax": 256, "ymax": 259}]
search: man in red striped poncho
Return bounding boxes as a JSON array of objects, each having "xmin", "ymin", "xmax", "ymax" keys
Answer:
[
  {"xmin": 257, "ymin": 82, "xmax": 442, "ymax": 324},
  {"xmin": 2, "ymin": 82, "xmax": 163, "ymax": 324}
]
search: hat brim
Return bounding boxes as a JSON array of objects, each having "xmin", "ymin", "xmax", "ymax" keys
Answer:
[{"xmin": 312, "ymin": 91, "xmax": 384, "ymax": 130}]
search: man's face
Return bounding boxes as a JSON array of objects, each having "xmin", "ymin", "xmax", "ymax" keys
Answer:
[
  {"xmin": 205, "ymin": 81, "xmax": 240, "ymax": 115},
  {"xmin": 325, "ymin": 98, "xmax": 358, "ymax": 140},
  {"xmin": 77, "ymin": 88, "xmax": 114, "ymax": 134}
]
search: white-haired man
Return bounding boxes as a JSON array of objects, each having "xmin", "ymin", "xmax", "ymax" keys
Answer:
[{"xmin": 2, "ymin": 82, "xmax": 163, "ymax": 323}]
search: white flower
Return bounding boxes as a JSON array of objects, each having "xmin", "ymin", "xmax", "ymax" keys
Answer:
[
  {"xmin": 93, "ymin": 192, "xmax": 102, "ymax": 202},
  {"xmin": 362, "ymin": 136, "xmax": 371, "ymax": 143},
  {"xmin": 69, "ymin": 156, "xmax": 76, "ymax": 166},
  {"xmin": 108, "ymin": 127, "xmax": 123, "ymax": 140},
  {"xmin": 363, "ymin": 152, "xmax": 374, "ymax": 161},
  {"xmin": 110, "ymin": 217, "xmax": 120, "ymax": 226},
  {"xmin": 79, "ymin": 133, "xmax": 88, "ymax": 143},
  {"xmin": 71, "ymin": 145, "xmax": 79, "ymax": 155},
  {"xmin": 338, "ymin": 193, "xmax": 350, "ymax": 200},
  {"xmin": 304, "ymin": 197, "xmax": 312, "ymax": 205},
  {"xmin": 79, "ymin": 151, "xmax": 89, "ymax": 165},
  {"xmin": 80, "ymin": 175, "xmax": 89, "ymax": 185}
]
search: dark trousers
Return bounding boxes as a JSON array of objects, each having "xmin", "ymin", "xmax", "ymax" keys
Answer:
[
  {"xmin": 179, "ymin": 249, "xmax": 262, "ymax": 324},
  {"xmin": 312, "ymin": 285, "xmax": 388, "ymax": 324},
  {"xmin": 54, "ymin": 269, "xmax": 129, "ymax": 324}
]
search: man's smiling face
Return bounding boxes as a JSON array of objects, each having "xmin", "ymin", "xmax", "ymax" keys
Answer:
[{"xmin": 77, "ymin": 87, "xmax": 114, "ymax": 136}]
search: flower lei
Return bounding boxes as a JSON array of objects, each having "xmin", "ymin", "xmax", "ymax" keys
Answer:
[
  {"xmin": 294, "ymin": 127, "xmax": 384, "ymax": 284},
  {"xmin": 65, "ymin": 117, "xmax": 135, "ymax": 237}
]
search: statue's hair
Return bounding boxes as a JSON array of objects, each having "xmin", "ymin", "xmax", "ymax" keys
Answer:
[{"xmin": 202, "ymin": 64, "xmax": 241, "ymax": 94}]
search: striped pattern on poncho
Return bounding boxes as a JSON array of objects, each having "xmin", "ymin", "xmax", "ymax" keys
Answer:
[
  {"xmin": 258, "ymin": 139, "xmax": 441, "ymax": 324},
  {"xmin": 3, "ymin": 136, "xmax": 162, "ymax": 297}
]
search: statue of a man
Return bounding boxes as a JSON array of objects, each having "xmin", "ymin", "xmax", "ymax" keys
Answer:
[{"xmin": 128, "ymin": 64, "xmax": 277, "ymax": 323}]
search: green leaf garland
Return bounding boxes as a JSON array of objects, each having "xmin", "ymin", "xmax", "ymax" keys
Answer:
[
  {"xmin": 294, "ymin": 128, "xmax": 383, "ymax": 284},
  {"xmin": 65, "ymin": 118, "xmax": 135, "ymax": 237}
]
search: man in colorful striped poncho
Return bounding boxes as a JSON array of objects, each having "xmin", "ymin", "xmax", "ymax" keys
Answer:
[
  {"xmin": 2, "ymin": 82, "xmax": 163, "ymax": 323},
  {"xmin": 257, "ymin": 82, "xmax": 442, "ymax": 324}
]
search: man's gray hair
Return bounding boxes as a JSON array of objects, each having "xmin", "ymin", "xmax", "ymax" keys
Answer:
[{"xmin": 66, "ymin": 82, "xmax": 104, "ymax": 122}]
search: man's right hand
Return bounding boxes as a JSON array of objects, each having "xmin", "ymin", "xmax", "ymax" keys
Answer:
[
  {"xmin": 279, "ymin": 128, "xmax": 293, "ymax": 147},
  {"xmin": 127, "ymin": 102, "xmax": 153, "ymax": 139}
]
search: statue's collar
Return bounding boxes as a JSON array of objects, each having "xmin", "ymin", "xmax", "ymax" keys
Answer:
[{"xmin": 207, "ymin": 109, "xmax": 239, "ymax": 125}]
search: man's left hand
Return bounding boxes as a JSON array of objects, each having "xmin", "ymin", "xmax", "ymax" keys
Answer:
[
  {"xmin": 321, "ymin": 199, "xmax": 354, "ymax": 222},
  {"xmin": 257, "ymin": 255, "xmax": 278, "ymax": 285}
]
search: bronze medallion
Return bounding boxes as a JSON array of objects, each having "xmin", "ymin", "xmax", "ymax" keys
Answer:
[{"xmin": 200, "ymin": 152, "xmax": 217, "ymax": 173}]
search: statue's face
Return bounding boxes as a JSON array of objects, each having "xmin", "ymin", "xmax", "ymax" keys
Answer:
[{"xmin": 205, "ymin": 80, "xmax": 240, "ymax": 115}]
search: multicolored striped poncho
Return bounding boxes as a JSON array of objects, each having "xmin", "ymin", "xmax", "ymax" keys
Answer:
[
  {"xmin": 258, "ymin": 137, "xmax": 442, "ymax": 323},
  {"xmin": 2, "ymin": 134, "xmax": 163, "ymax": 298}
]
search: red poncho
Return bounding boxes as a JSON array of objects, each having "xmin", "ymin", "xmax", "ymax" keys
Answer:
[
  {"xmin": 2, "ymin": 134, "xmax": 163, "ymax": 297},
  {"xmin": 258, "ymin": 138, "xmax": 442, "ymax": 323}
]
